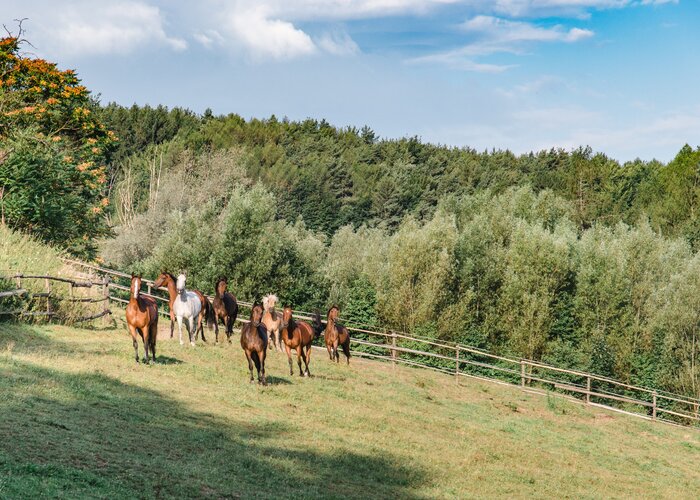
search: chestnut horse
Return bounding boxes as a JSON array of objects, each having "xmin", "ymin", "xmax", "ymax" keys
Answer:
[
  {"xmin": 154, "ymin": 272, "xmax": 214, "ymax": 344},
  {"xmin": 262, "ymin": 294, "xmax": 283, "ymax": 352},
  {"xmin": 281, "ymin": 306, "xmax": 315, "ymax": 376},
  {"xmin": 125, "ymin": 274, "xmax": 158, "ymax": 363},
  {"xmin": 240, "ymin": 303, "xmax": 268, "ymax": 385},
  {"xmin": 213, "ymin": 277, "xmax": 238, "ymax": 343},
  {"xmin": 325, "ymin": 305, "xmax": 351, "ymax": 364}
]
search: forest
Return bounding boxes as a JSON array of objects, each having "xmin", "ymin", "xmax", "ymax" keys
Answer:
[{"xmin": 2, "ymin": 35, "xmax": 700, "ymax": 399}]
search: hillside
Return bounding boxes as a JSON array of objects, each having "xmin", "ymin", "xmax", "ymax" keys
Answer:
[{"xmin": 1, "ymin": 321, "xmax": 698, "ymax": 498}]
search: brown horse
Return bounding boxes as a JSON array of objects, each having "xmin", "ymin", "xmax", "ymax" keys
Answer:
[
  {"xmin": 125, "ymin": 274, "xmax": 158, "ymax": 363},
  {"xmin": 213, "ymin": 277, "xmax": 238, "ymax": 343},
  {"xmin": 325, "ymin": 305, "xmax": 351, "ymax": 364},
  {"xmin": 154, "ymin": 271, "xmax": 215, "ymax": 342},
  {"xmin": 240, "ymin": 303, "xmax": 268, "ymax": 385},
  {"xmin": 281, "ymin": 306, "xmax": 315, "ymax": 376}
]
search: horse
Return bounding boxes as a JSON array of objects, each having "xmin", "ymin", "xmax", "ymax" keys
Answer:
[
  {"xmin": 213, "ymin": 277, "xmax": 239, "ymax": 344},
  {"xmin": 312, "ymin": 310, "xmax": 325, "ymax": 338},
  {"xmin": 154, "ymin": 272, "xmax": 202, "ymax": 346},
  {"xmin": 154, "ymin": 272, "xmax": 212, "ymax": 344},
  {"xmin": 125, "ymin": 274, "xmax": 158, "ymax": 363},
  {"xmin": 325, "ymin": 305, "xmax": 351, "ymax": 364},
  {"xmin": 262, "ymin": 294, "xmax": 283, "ymax": 352},
  {"xmin": 240, "ymin": 302, "xmax": 268, "ymax": 385},
  {"xmin": 280, "ymin": 306, "xmax": 315, "ymax": 377}
]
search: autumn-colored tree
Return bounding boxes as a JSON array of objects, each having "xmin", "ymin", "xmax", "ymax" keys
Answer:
[{"xmin": 0, "ymin": 33, "xmax": 115, "ymax": 256}]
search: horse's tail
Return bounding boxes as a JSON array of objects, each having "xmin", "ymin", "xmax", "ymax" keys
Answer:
[{"xmin": 204, "ymin": 297, "xmax": 216, "ymax": 329}]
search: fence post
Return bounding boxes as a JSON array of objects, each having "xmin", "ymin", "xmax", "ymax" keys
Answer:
[
  {"xmin": 147, "ymin": 283, "xmax": 152, "ymax": 296},
  {"xmin": 520, "ymin": 360, "xmax": 525, "ymax": 387},
  {"xmin": 390, "ymin": 332, "xmax": 397, "ymax": 368},
  {"xmin": 652, "ymin": 391, "xmax": 657, "ymax": 420},
  {"xmin": 45, "ymin": 278, "xmax": 51, "ymax": 318},
  {"xmin": 586, "ymin": 376, "xmax": 591, "ymax": 404},
  {"xmin": 455, "ymin": 346, "xmax": 460, "ymax": 384},
  {"xmin": 15, "ymin": 274, "xmax": 21, "ymax": 289},
  {"xmin": 102, "ymin": 276, "xmax": 110, "ymax": 326}
]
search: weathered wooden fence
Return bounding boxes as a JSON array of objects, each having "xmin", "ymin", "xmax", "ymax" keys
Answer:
[
  {"xmin": 53, "ymin": 258, "xmax": 700, "ymax": 429},
  {"xmin": 0, "ymin": 272, "xmax": 111, "ymax": 322}
]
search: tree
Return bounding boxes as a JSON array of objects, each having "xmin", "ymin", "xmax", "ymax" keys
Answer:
[{"xmin": 0, "ymin": 33, "xmax": 115, "ymax": 256}]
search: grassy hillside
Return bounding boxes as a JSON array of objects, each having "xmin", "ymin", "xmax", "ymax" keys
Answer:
[{"xmin": 1, "ymin": 321, "xmax": 698, "ymax": 499}]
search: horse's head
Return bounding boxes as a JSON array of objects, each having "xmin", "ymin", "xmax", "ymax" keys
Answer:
[
  {"xmin": 176, "ymin": 274, "xmax": 187, "ymax": 294},
  {"xmin": 282, "ymin": 306, "xmax": 293, "ymax": 328},
  {"xmin": 153, "ymin": 271, "xmax": 171, "ymax": 289},
  {"xmin": 215, "ymin": 277, "xmax": 227, "ymax": 296},
  {"xmin": 131, "ymin": 274, "xmax": 142, "ymax": 300},
  {"xmin": 263, "ymin": 294, "xmax": 278, "ymax": 311},
  {"xmin": 327, "ymin": 305, "xmax": 340, "ymax": 322},
  {"xmin": 312, "ymin": 310, "xmax": 326, "ymax": 337},
  {"xmin": 251, "ymin": 302, "xmax": 263, "ymax": 327}
]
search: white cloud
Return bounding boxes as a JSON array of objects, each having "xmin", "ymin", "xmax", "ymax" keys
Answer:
[
  {"xmin": 34, "ymin": 1, "xmax": 187, "ymax": 57},
  {"xmin": 226, "ymin": 5, "xmax": 316, "ymax": 59},
  {"xmin": 316, "ymin": 31, "xmax": 360, "ymax": 56},
  {"xmin": 410, "ymin": 16, "xmax": 593, "ymax": 71},
  {"xmin": 194, "ymin": 30, "xmax": 225, "ymax": 49}
]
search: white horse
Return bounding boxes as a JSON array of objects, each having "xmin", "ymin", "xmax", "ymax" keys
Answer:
[
  {"xmin": 174, "ymin": 274, "xmax": 202, "ymax": 346},
  {"xmin": 262, "ymin": 293, "xmax": 283, "ymax": 352}
]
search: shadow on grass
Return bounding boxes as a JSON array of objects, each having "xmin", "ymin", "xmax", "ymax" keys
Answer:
[
  {"xmin": 154, "ymin": 355, "xmax": 184, "ymax": 365},
  {"xmin": 0, "ymin": 349, "xmax": 426, "ymax": 498}
]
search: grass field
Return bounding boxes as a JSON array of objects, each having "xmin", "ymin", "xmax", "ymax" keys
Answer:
[{"xmin": 1, "ymin": 320, "xmax": 699, "ymax": 499}]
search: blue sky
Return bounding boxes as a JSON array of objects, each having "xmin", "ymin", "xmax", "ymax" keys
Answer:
[{"xmin": 2, "ymin": 0, "xmax": 698, "ymax": 162}]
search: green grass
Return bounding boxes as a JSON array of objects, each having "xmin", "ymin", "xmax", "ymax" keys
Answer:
[{"xmin": 1, "ymin": 321, "xmax": 699, "ymax": 499}]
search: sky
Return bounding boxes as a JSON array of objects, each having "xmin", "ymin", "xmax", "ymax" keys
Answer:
[{"xmin": 2, "ymin": 0, "xmax": 698, "ymax": 162}]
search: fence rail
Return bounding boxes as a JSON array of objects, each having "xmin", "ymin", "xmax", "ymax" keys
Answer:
[{"xmin": 23, "ymin": 258, "xmax": 695, "ymax": 429}]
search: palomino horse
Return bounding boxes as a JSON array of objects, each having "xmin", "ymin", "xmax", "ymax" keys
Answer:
[
  {"xmin": 262, "ymin": 294, "xmax": 283, "ymax": 352},
  {"xmin": 280, "ymin": 306, "xmax": 315, "ymax": 376},
  {"xmin": 325, "ymin": 305, "xmax": 351, "ymax": 364},
  {"xmin": 213, "ymin": 277, "xmax": 238, "ymax": 343},
  {"xmin": 240, "ymin": 303, "xmax": 268, "ymax": 385},
  {"xmin": 154, "ymin": 272, "xmax": 213, "ymax": 344},
  {"xmin": 154, "ymin": 272, "xmax": 202, "ymax": 346},
  {"xmin": 125, "ymin": 274, "xmax": 158, "ymax": 363}
]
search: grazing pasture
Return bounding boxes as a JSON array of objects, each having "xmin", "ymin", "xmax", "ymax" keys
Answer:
[{"xmin": 1, "ymin": 322, "xmax": 699, "ymax": 498}]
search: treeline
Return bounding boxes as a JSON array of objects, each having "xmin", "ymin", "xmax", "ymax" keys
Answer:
[{"xmin": 99, "ymin": 104, "xmax": 700, "ymax": 246}]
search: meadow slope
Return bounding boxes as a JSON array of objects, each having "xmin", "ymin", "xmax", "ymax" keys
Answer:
[{"xmin": 0, "ymin": 321, "xmax": 699, "ymax": 499}]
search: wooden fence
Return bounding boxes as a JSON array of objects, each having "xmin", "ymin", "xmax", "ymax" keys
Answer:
[
  {"xmin": 19, "ymin": 258, "xmax": 696, "ymax": 429},
  {"xmin": 0, "ymin": 272, "xmax": 112, "ymax": 322}
]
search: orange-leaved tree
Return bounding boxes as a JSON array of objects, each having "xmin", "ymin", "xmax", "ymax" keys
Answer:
[{"xmin": 0, "ymin": 34, "xmax": 116, "ymax": 257}]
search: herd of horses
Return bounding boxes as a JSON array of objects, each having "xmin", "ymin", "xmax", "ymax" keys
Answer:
[{"xmin": 125, "ymin": 272, "xmax": 351, "ymax": 384}]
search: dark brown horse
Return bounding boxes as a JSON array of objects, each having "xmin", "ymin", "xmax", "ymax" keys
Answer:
[
  {"xmin": 240, "ymin": 303, "xmax": 268, "ymax": 385},
  {"xmin": 281, "ymin": 306, "xmax": 315, "ymax": 376},
  {"xmin": 325, "ymin": 305, "xmax": 351, "ymax": 364},
  {"xmin": 125, "ymin": 274, "xmax": 158, "ymax": 363},
  {"xmin": 213, "ymin": 277, "xmax": 238, "ymax": 343},
  {"xmin": 154, "ymin": 271, "xmax": 215, "ymax": 342}
]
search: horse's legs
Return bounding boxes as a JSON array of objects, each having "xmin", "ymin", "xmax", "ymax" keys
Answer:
[
  {"xmin": 188, "ymin": 316, "xmax": 196, "ymax": 346},
  {"xmin": 142, "ymin": 327, "xmax": 150, "ymax": 364},
  {"xmin": 245, "ymin": 350, "xmax": 255, "ymax": 383},
  {"xmin": 342, "ymin": 340, "xmax": 351, "ymax": 365},
  {"xmin": 303, "ymin": 345, "xmax": 312, "ymax": 377},
  {"xmin": 285, "ymin": 343, "xmax": 293, "ymax": 376},
  {"xmin": 225, "ymin": 315, "xmax": 232, "ymax": 342},
  {"xmin": 128, "ymin": 324, "xmax": 139, "ymax": 363},
  {"xmin": 169, "ymin": 311, "xmax": 175, "ymax": 339},
  {"xmin": 260, "ymin": 350, "xmax": 267, "ymax": 386},
  {"xmin": 334, "ymin": 341, "xmax": 340, "ymax": 363},
  {"xmin": 198, "ymin": 310, "xmax": 206, "ymax": 343},
  {"xmin": 149, "ymin": 321, "xmax": 157, "ymax": 362},
  {"xmin": 177, "ymin": 315, "xmax": 184, "ymax": 345},
  {"xmin": 296, "ymin": 346, "xmax": 304, "ymax": 376},
  {"xmin": 327, "ymin": 343, "xmax": 333, "ymax": 361}
]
